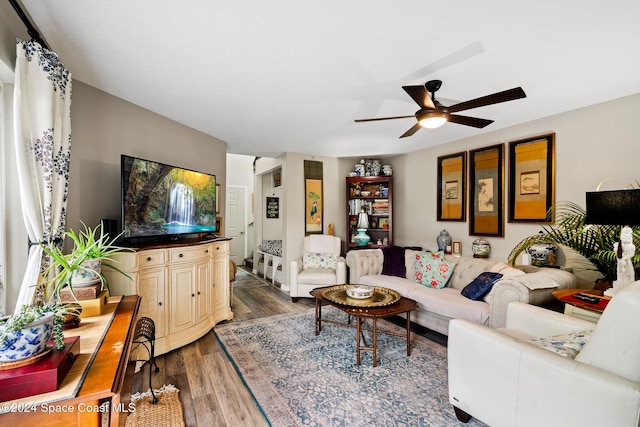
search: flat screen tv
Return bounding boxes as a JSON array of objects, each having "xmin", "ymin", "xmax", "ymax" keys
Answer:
[{"xmin": 121, "ymin": 155, "xmax": 217, "ymax": 241}]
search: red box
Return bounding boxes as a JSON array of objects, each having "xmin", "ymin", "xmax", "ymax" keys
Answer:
[{"xmin": 0, "ymin": 336, "xmax": 80, "ymax": 402}]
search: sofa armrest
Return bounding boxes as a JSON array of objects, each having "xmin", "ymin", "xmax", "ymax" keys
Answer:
[
  {"xmin": 448, "ymin": 318, "xmax": 640, "ymax": 427},
  {"xmin": 345, "ymin": 249, "xmax": 383, "ymax": 283},
  {"xmin": 336, "ymin": 257, "xmax": 347, "ymax": 284},
  {"xmin": 505, "ymin": 302, "xmax": 596, "ymax": 337},
  {"xmin": 290, "ymin": 258, "xmax": 302, "ymax": 289},
  {"xmin": 488, "ymin": 269, "xmax": 577, "ymax": 329}
]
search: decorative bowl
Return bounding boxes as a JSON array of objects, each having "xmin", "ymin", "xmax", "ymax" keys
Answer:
[
  {"xmin": 0, "ymin": 313, "xmax": 54, "ymax": 362},
  {"xmin": 346, "ymin": 285, "xmax": 374, "ymax": 299},
  {"xmin": 360, "ymin": 191, "xmax": 371, "ymax": 197}
]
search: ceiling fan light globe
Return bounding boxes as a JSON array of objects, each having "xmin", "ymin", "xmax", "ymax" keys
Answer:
[{"xmin": 417, "ymin": 111, "xmax": 448, "ymax": 129}]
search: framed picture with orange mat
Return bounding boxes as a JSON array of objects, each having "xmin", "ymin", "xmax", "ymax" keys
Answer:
[{"xmin": 508, "ymin": 133, "xmax": 555, "ymax": 223}]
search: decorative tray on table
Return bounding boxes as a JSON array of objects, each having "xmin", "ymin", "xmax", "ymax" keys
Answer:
[{"xmin": 321, "ymin": 285, "xmax": 401, "ymax": 307}]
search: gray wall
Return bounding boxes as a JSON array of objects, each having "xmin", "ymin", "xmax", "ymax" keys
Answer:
[
  {"xmin": 384, "ymin": 93, "xmax": 640, "ymax": 264},
  {"xmin": 67, "ymin": 81, "xmax": 227, "ymax": 234}
]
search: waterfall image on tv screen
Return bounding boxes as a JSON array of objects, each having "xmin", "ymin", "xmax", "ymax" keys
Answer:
[{"xmin": 122, "ymin": 155, "xmax": 217, "ymax": 238}]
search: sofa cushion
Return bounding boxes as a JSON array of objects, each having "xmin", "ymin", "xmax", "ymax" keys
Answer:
[
  {"xmin": 297, "ymin": 268, "xmax": 338, "ymax": 285},
  {"xmin": 359, "ymin": 274, "xmax": 490, "ymax": 325},
  {"xmin": 258, "ymin": 240, "xmax": 282, "ymax": 256},
  {"xmin": 415, "ymin": 252, "xmax": 456, "ymax": 289},
  {"xmin": 303, "ymin": 252, "xmax": 337, "ymax": 269},
  {"xmin": 444, "ymin": 255, "xmax": 499, "ymax": 291},
  {"xmin": 461, "ymin": 272, "xmax": 504, "ymax": 300},
  {"xmin": 489, "ymin": 261, "xmax": 526, "ymax": 277},
  {"xmin": 381, "ymin": 245, "xmax": 406, "ymax": 278}
]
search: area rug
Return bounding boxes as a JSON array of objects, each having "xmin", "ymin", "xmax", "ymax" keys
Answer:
[
  {"xmin": 214, "ymin": 307, "xmax": 486, "ymax": 426},
  {"xmin": 125, "ymin": 384, "xmax": 185, "ymax": 427}
]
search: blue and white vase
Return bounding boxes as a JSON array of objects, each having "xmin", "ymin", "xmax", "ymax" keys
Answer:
[{"xmin": 526, "ymin": 243, "xmax": 558, "ymax": 267}]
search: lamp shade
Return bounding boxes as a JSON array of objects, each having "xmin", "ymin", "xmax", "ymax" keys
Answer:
[
  {"xmin": 356, "ymin": 211, "xmax": 369, "ymax": 229},
  {"xmin": 585, "ymin": 189, "xmax": 640, "ymax": 225}
]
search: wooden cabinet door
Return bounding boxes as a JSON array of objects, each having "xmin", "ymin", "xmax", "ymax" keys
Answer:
[
  {"xmin": 137, "ymin": 268, "xmax": 166, "ymax": 338},
  {"xmin": 195, "ymin": 259, "xmax": 210, "ymax": 322},
  {"xmin": 169, "ymin": 264, "xmax": 195, "ymax": 334},
  {"xmin": 211, "ymin": 242, "xmax": 229, "ymax": 311}
]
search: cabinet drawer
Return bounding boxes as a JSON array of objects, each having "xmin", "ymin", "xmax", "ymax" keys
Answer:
[
  {"xmin": 169, "ymin": 246, "xmax": 210, "ymax": 263},
  {"xmin": 137, "ymin": 249, "xmax": 166, "ymax": 269},
  {"xmin": 210, "ymin": 242, "xmax": 228, "ymax": 254}
]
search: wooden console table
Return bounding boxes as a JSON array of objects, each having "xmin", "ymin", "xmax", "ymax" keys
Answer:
[{"xmin": 0, "ymin": 295, "xmax": 141, "ymax": 427}]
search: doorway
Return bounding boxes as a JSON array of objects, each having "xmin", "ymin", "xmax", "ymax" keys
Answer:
[{"xmin": 226, "ymin": 186, "xmax": 246, "ymax": 265}]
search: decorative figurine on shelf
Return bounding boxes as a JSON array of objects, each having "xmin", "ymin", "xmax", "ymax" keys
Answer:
[{"xmin": 605, "ymin": 226, "xmax": 636, "ymax": 297}]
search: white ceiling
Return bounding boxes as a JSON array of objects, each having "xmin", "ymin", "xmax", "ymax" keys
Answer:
[{"xmin": 20, "ymin": 0, "xmax": 640, "ymax": 158}]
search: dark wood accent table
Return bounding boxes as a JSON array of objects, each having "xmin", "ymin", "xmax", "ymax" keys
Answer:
[
  {"xmin": 310, "ymin": 286, "xmax": 418, "ymax": 367},
  {"xmin": 0, "ymin": 295, "xmax": 140, "ymax": 427}
]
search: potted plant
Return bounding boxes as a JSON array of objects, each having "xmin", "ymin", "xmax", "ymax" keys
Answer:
[
  {"xmin": 508, "ymin": 201, "xmax": 640, "ymax": 283},
  {"xmin": 40, "ymin": 222, "xmax": 132, "ymax": 300},
  {"xmin": 0, "ymin": 223, "xmax": 131, "ymax": 363},
  {"xmin": 0, "ymin": 303, "xmax": 81, "ymax": 361}
]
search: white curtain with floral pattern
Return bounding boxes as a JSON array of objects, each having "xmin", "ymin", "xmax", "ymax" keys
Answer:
[{"xmin": 12, "ymin": 40, "xmax": 72, "ymax": 311}]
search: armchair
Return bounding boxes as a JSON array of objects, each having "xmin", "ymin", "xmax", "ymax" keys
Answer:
[
  {"xmin": 290, "ymin": 235, "xmax": 346, "ymax": 301},
  {"xmin": 448, "ymin": 280, "xmax": 640, "ymax": 427}
]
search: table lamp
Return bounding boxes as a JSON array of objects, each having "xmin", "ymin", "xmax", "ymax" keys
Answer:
[
  {"xmin": 353, "ymin": 210, "xmax": 371, "ymax": 246},
  {"xmin": 586, "ymin": 189, "xmax": 640, "ymax": 296}
]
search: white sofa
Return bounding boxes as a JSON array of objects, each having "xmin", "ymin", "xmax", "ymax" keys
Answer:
[
  {"xmin": 448, "ymin": 283, "xmax": 640, "ymax": 426},
  {"xmin": 346, "ymin": 248, "xmax": 577, "ymax": 334}
]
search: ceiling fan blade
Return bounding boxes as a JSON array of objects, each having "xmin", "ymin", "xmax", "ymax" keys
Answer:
[
  {"xmin": 354, "ymin": 115, "xmax": 414, "ymax": 123},
  {"xmin": 400, "ymin": 123, "xmax": 422, "ymax": 138},
  {"xmin": 448, "ymin": 114, "xmax": 494, "ymax": 128},
  {"xmin": 402, "ymin": 86, "xmax": 436, "ymax": 109},
  {"xmin": 448, "ymin": 87, "xmax": 526, "ymax": 113}
]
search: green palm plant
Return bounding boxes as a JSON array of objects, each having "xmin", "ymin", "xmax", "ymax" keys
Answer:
[{"xmin": 508, "ymin": 201, "xmax": 640, "ymax": 280}]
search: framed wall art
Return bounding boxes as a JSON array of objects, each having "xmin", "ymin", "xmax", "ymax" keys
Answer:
[
  {"xmin": 437, "ymin": 151, "xmax": 466, "ymax": 221},
  {"xmin": 469, "ymin": 143, "xmax": 505, "ymax": 237},
  {"xmin": 304, "ymin": 160, "xmax": 323, "ymax": 234},
  {"xmin": 508, "ymin": 133, "xmax": 555, "ymax": 223},
  {"xmin": 266, "ymin": 196, "xmax": 279, "ymax": 218}
]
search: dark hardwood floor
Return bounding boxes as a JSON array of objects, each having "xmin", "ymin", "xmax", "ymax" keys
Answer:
[{"xmin": 130, "ymin": 267, "xmax": 314, "ymax": 426}]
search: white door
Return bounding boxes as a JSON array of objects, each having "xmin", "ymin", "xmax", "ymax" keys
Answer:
[{"xmin": 226, "ymin": 186, "xmax": 246, "ymax": 265}]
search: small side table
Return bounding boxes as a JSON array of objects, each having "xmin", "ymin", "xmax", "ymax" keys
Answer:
[{"xmin": 552, "ymin": 288, "xmax": 611, "ymax": 322}]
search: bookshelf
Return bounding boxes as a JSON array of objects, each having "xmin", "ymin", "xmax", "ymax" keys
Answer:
[{"xmin": 346, "ymin": 176, "xmax": 393, "ymax": 250}]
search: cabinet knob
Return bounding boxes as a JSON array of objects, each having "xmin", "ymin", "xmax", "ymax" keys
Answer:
[
  {"xmin": 191, "ymin": 293, "xmax": 195, "ymax": 297},
  {"xmin": 147, "ymin": 257, "xmax": 152, "ymax": 262},
  {"xmin": 216, "ymin": 247, "xmax": 220, "ymax": 250},
  {"xmin": 158, "ymin": 302, "xmax": 162, "ymax": 306},
  {"xmin": 197, "ymin": 291, "xmax": 201, "ymax": 295},
  {"xmin": 179, "ymin": 253, "xmax": 184, "ymax": 258},
  {"xmin": 205, "ymin": 249, "xmax": 209, "ymax": 253}
]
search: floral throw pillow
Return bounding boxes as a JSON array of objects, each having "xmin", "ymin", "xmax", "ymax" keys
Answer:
[
  {"xmin": 303, "ymin": 252, "xmax": 338, "ymax": 269},
  {"xmin": 414, "ymin": 252, "xmax": 455, "ymax": 289},
  {"xmin": 529, "ymin": 330, "xmax": 593, "ymax": 358}
]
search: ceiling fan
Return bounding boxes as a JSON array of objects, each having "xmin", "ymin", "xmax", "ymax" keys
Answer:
[{"xmin": 354, "ymin": 80, "xmax": 526, "ymax": 138}]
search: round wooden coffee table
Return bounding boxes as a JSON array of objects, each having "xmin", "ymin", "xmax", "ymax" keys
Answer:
[{"xmin": 310, "ymin": 285, "xmax": 418, "ymax": 367}]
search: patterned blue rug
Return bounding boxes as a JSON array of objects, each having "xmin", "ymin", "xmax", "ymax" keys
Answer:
[{"xmin": 214, "ymin": 307, "xmax": 486, "ymax": 426}]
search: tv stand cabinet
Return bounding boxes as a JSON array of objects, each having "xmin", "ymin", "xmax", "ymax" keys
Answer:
[{"xmin": 104, "ymin": 237, "xmax": 233, "ymax": 356}]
